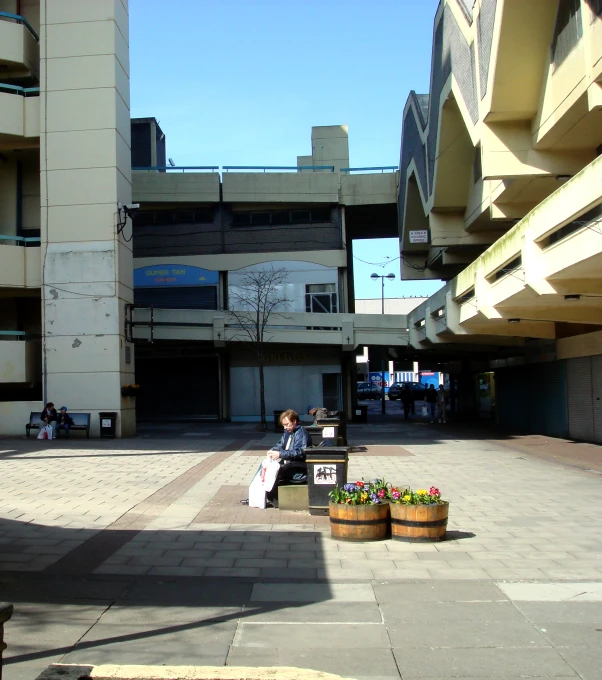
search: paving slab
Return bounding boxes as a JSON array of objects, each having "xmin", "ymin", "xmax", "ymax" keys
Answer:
[
  {"xmin": 240, "ymin": 601, "xmax": 382, "ymax": 623},
  {"xmin": 250, "ymin": 583, "xmax": 375, "ymax": 602},
  {"xmin": 498, "ymin": 581, "xmax": 602, "ymax": 602},
  {"xmin": 392, "ymin": 646, "xmax": 579, "ymax": 678},
  {"xmin": 234, "ymin": 622, "xmax": 391, "ymax": 650}
]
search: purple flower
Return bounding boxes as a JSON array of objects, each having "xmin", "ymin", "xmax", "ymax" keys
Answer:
[
  {"xmin": 370, "ymin": 493, "xmax": 380, "ymax": 504},
  {"xmin": 343, "ymin": 483, "xmax": 356, "ymax": 492}
]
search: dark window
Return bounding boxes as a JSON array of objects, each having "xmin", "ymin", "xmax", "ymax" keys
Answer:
[
  {"xmin": 231, "ymin": 208, "xmax": 332, "ymax": 228},
  {"xmin": 232, "ymin": 212, "xmax": 251, "ymax": 226},
  {"xmin": 552, "ymin": 0, "xmax": 583, "ymax": 69},
  {"xmin": 494, "ymin": 255, "xmax": 522, "ymax": 281},
  {"xmin": 546, "ymin": 203, "xmax": 602, "ymax": 246},
  {"xmin": 133, "ymin": 208, "xmax": 214, "ymax": 227},
  {"xmin": 250, "ymin": 212, "xmax": 271, "ymax": 226},
  {"xmin": 134, "ymin": 286, "xmax": 218, "ymax": 310},
  {"xmin": 291, "ymin": 210, "xmax": 311, "ymax": 224},
  {"xmin": 458, "ymin": 289, "xmax": 475, "ymax": 304}
]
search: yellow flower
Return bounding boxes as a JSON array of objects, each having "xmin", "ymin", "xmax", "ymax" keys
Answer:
[
  {"xmin": 417, "ymin": 489, "xmax": 428, "ymax": 495},
  {"xmin": 402, "ymin": 495, "xmax": 411, "ymax": 501},
  {"xmin": 361, "ymin": 492, "xmax": 368, "ymax": 501}
]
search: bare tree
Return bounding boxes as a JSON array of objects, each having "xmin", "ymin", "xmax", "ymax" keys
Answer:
[{"xmin": 228, "ymin": 266, "xmax": 290, "ymax": 431}]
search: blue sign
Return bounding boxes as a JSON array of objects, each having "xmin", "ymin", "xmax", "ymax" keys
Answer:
[
  {"xmin": 369, "ymin": 371, "xmax": 391, "ymax": 393},
  {"xmin": 134, "ymin": 265, "xmax": 219, "ymax": 288}
]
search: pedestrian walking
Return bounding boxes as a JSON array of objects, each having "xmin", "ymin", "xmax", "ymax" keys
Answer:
[
  {"xmin": 436, "ymin": 385, "xmax": 447, "ymax": 423},
  {"xmin": 401, "ymin": 385, "xmax": 412, "ymax": 421},
  {"xmin": 425, "ymin": 385, "xmax": 437, "ymax": 423}
]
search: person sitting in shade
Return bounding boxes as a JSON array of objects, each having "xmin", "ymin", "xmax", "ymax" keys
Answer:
[
  {"xmin": 41, "ymin": 402, "xmax": 58, "ymax": 439},
  {"xmin": 56, "ymin": 406, "xmax": 74, "ymax": 439}
]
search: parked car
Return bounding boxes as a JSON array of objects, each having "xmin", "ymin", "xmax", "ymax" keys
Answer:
[
  {"xmin": 387, "ymin": 382, "xmax": 427, "ymax": 400},
  {"xmin": 357, "ymin": 382, "xmax": 382, "ymax": 400}
]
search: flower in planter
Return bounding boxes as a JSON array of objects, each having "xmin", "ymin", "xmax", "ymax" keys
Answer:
[
  {"xmin": 389, "ymin": 485, "xmax": 446, "ymax": 505},
  {"xmin": 329, "ymin": 478, "xmax": 390, "ymax": 505}
]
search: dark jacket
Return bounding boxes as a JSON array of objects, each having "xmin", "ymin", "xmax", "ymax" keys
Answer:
[
  {"xmin": 41, "ymin": 408, "xmax": 58, "ymax": 423},
  {"xmin": 425, "ymin": 387, "xmax": 438, "ymax": 404},
  {"xmin": 401, "ymin": 388, "xmax": 413, "ymax": 406},
  {"xmin": 270, "ymin": 425, "xmax": 310, "ymax": 461},
  {"xmin": 58, "ymin": 412, "xmax": 74, "ymax": 426}
]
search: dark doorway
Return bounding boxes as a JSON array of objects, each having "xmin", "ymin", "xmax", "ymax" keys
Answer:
[{"xmin": 136, "ymin": 355, "xmax": 220, "ymax": 420}]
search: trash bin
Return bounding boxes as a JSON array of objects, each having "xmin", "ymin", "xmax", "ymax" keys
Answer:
[
  {"xmin": 305, "ymin": 446, "xmax": 349, "ymax": 515},
  {"xmin": 99, "ymin": 411, "xmax": 117, "ymax": 438},
  {"xmin": 317, "ymin": 417, "xmax": 346, "ymax": 445},
  {"xmin": 354, "ymin": 404, "xmax": 368, "ymax": 423},
  {"xmin": 273, "ymin": 410, "xmax": 284, "ymax": 432}
]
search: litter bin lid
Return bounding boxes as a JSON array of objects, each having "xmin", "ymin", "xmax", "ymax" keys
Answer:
[
  {"xmin": 306, "ymin": 446, "xmax": 349, "ymax": 462},
  {"xmin": 99, "ymin": 412, "xmax": 117, "ymax": 417}
]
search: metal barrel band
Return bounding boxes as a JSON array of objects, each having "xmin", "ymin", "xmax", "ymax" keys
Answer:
[
  {"xmin": 390, "ymin": 517, "xmax": 448, "ymax": 528},
  {"xmin": 329, "ymin": 517, "xmax": 387, "ymax": 526}
]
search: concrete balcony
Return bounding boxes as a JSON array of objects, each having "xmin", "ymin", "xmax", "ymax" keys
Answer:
[
  {"xmin": 132, "ymin": 170, "xmax": 221, "ymax": 203},
  {"xmin": 0, "ymin": 14, "xmax": 39, "ymax": 78},
  {"xmin": 129, "ymin": 308, "xmax": 409, "ymax": 349},
  {"xmin": 222, "ymin": 169, "xmax": 339, "ymax": 203},
  {"xmin": 0, "ymin": 238, "xmax": 41, "ymax": 288},
  {"xmin": 0, "ymin": 90, "xmax": 39, "ymax": 140},
  {"xmin": 0, "ymin": 337, "xmax": 38, "ymax": 383}
]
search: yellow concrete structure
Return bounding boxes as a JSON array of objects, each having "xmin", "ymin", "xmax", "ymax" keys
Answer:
[
  {"xmin": 400, "ymin": 0, "xmax": 602, "ymax": 442},
  {"xmin": 0, "ymin": 0, "xmax": 134, "ymax": 436}
]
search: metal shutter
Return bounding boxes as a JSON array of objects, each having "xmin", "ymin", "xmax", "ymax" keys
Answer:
[
  {"xmin": 530, "ymin": 362, "xmax": 568, "ymax": 438},
  {"xmin": 496, "ymin": 367, "xmax": 530, "ymax": 433},
  {"xmin": 592, "ymin": 355, "xmax": 602, "ymax": 444},
  {"xmin": 567, "ymin": 357, "xmax": 594, "ymax": 442}
]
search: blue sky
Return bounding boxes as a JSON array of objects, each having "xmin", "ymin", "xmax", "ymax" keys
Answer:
[{"xmin": 129, "ymin": 0, "xmax": 443, "ymax": 299}]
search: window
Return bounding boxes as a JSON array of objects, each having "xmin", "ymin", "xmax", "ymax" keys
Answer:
[
  {"xmin": 231, "ymin": 208, "xmax": 332, "ymax": 228},
  {"xmin": 492, "ymin": 255, "xmax": 522, "ymax": 281},
  {"xmin": 552, "ymin": 0, "xmax": 583, "ymax": 69},
  {"xmin": 305, "ymin": 283, "xmax": 337, "ymax": 313}
]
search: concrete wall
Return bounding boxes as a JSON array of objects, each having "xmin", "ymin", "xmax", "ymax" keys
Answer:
[{"xmin": 40, "ymin": 0, "xmax": 135, "ymax": 437}]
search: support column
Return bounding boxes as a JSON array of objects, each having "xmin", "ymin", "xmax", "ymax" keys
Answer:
[{"xmin": 40, "ymin": 0, "xmax": 135, "ymax": 436}]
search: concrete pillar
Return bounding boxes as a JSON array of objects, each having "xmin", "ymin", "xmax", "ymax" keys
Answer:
[{"xmin": 39, "ymin": 0, "xmax": 135, "ymax": 436}]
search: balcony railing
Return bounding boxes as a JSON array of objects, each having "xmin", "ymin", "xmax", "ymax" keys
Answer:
[
  {"xmin": 0, "ymin": 330, "xmax": 27, "ymax": 340},
  {"xmin": 132, "ymin": 165, "xmax": 219, "ymax": 172},
  {"xmin": 0, "ymin": 83, "xmax": 39, "ymax": 96},
  {"xmin": 133, "ymin": 165, "xmax": 336, "ymax": 173},
  {"xmin": 0, "ymin": 234, "xmax": 40, "ymax": 246},
  {"xmin": 0, "ymin": 11, "xmax": 39, "ymax": 41},
  {"xmin": 340, "ymin": 166, "xmax": 398, "ymax": 173}
]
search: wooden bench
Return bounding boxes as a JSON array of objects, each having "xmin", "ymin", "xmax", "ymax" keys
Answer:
[{"xmin": 25, "ymin": 412, "xmax": 91, "ymax": 438}]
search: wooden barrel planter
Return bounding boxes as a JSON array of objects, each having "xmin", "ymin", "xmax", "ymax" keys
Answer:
[
  {"xmin": 329, "ymin": 502, "xmax": 389, "ymax": 541},
  {"xmin": 390, "ymin": 502, "xmax": 449, "ymax": 542}
]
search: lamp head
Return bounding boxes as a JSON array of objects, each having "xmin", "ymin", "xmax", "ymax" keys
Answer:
[
  {"xmin": 386, "ymin": 273, "xmax": 396, "ymax": 280},
  {"xmin": 370, "ymin": 273, "xmax": 379, "ymax": 280}
]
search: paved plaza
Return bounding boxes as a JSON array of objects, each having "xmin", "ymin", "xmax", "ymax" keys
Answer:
[{"xmin": 0, "ymin": 419, "xmax": 601, "ymax": 680}]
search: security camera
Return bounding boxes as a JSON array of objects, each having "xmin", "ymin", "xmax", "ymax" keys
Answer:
[{"xmin": 124, "ymin": 203, "xmax": 140, "ymax": 210}]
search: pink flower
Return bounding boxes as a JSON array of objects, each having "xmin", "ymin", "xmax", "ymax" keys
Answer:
[{"xmin": 377, "ymin": 489, "xmax": 386, "ymax": 498}]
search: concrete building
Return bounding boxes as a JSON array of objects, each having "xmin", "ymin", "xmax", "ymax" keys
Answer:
[
  {"xmin": 128, "ymin": 123, "xmax": 403, "ymax": 424},
  {"xmin": 0, "ymin": 0, "xmax": 404, "ymax": 434},
  {"xmin": 398, "ymin": 0, "xmax": 602, "ymax": 441},
  {"xmin": 1, "ymin": 0, "xmax": 134, "ymax": 435},
  {"xmin": 4, "ymin": 0, "xmax": 602, "ymax": 443}
]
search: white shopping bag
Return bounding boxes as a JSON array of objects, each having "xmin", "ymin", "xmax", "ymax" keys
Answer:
[
  {"xmin": 37, "ymin": 425, "xmax": 53, "ymax": 440},
  {"xmin": 260, "ymin": 457, "xmax": 280, "ymax": 492},
  {"xmin": 248, "ymin": 467, "xmax": 266, "ymax": 509}
]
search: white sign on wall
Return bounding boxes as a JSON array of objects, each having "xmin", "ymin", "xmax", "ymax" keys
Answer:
[{"xmin": 409, "ymin": 230, "xmax": 429, "ymax": 244}]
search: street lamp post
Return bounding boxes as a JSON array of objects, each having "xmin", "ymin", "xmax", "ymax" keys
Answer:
[{"xmin": 370, "ymin": 272, "xmax": 395, "ymax": 414}]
